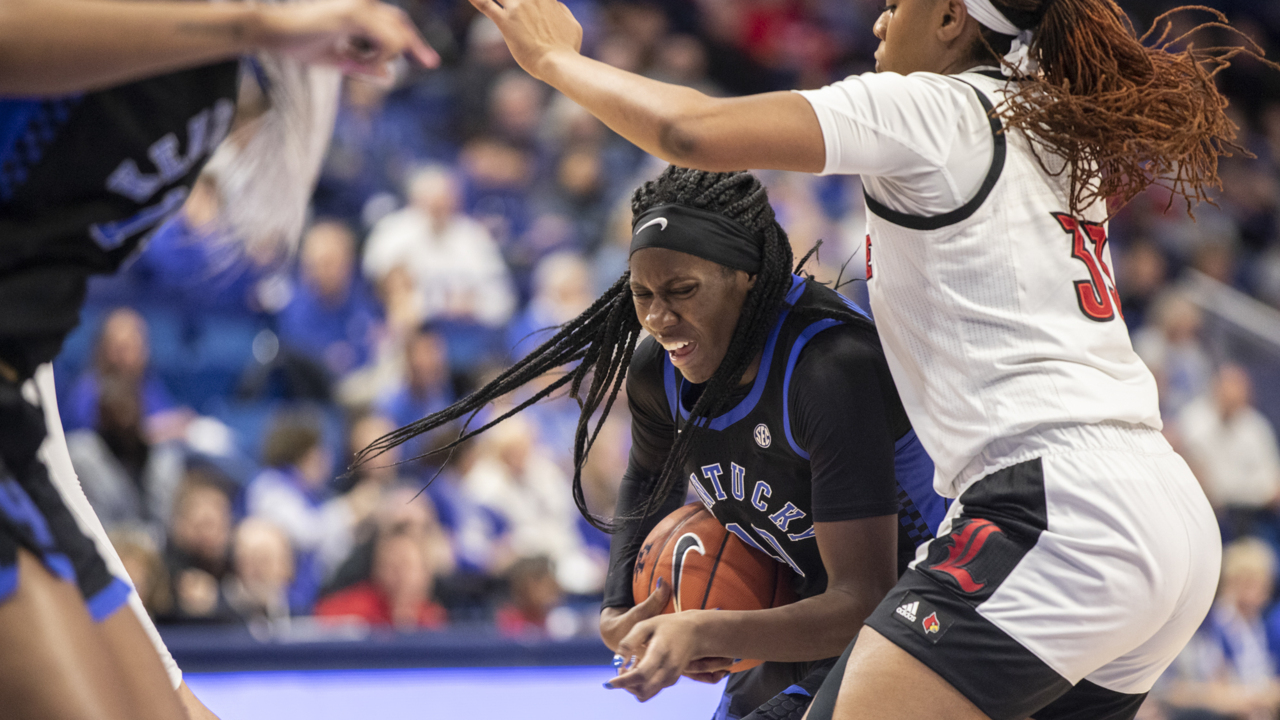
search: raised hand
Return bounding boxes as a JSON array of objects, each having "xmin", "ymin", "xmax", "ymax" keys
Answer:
[
  {"xmin": 260, "ymin": 0, "xmax": 439, "ymax": 78},
  {"xmin": 464, "ymin": 0, "xmax": 582, "ymax": 80}
]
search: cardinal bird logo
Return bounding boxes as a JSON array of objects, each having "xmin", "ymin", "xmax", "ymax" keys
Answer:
[{"xmin": 922, "ymin": 612, "xmax": 940, "ymax": 634}]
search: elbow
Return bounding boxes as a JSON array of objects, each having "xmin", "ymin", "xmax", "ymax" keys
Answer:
[
  {"xmin": 656, "ymin": 117, "xmax": 701, "ymax": 167},
  {"xmin": 655, "ymin": 110, "xmax": 739, "ymax": 172}
]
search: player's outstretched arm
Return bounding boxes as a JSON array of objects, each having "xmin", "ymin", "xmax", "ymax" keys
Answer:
[
  {"xmin": 466, "ymin": 0, "xmax": 824, "ymax": 173},
  {"xmin": 0, "ymin": 0, "xmax": 438, "ymax": 96}
]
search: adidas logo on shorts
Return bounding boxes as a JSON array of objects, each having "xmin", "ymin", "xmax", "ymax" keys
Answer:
[
  {"xmin": 892, "ymin": 592, "xmax": 948, "ymax": 644},
  {"xmin": 895, "ymin": 600, "xmax": 919, "ymax": 623}
]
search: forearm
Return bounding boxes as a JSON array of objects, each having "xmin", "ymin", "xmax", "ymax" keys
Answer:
[
  {"xmin": 535, "ymin": 50, "xmax": 822, "ymax": 173},
  {"xmin": 0, "ymin": 0, "xmax": 271, "ymax": 95},
  {"xmin": 690, "ymin": 585, "xmax": 878, "ymax": 662}
]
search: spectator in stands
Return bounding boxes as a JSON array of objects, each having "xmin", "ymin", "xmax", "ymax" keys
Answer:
[
  {"xmin": 463, "ymin": 415, "xmax": 604, "ymax": 595},
  {"xmin": 163, "ymin": 470, "xmax": 237, "ymax": 622},
  {"xmin": 451, "ymin": 15, "xmax": 521, "ymax": 144},
  {"xmin": 1134, "ymin": 291, "xmax": 1214, "ymax": 418},
  {"xmin": 245, "ymin": 413, "xmax": 379, "ymax": 612},
  {"xmin": 1117, "ymin": 238, "xmax": 1169, "ymax": 332},
  {"xmin": 1178, "ymin": 365, "xmax": 1280, "ymax": 542},
  {"xmin": 414, "ymin": 439, "xmax": 514, "ymax": 579},
  {"xmin": 495, "ymin": 555, "xmax": 564, "ymax": 637},
  {"xmin": 1158, "ymin": 538, "xmax": 1280, "ymax": 720},
  {"xmin": 314, "ymin": 523, "xmax": 448, "ymax": 631},
  {"xmin": 505, "ymin": 251, "xmax": 594, "ymax": 359},
  {"xmin": 313, "ymin": 78, "xmax": 439, "ymax": 228},
  {"xmin": 487, "ymin": 70, "xmax": 546, "ymax": 150},
  {"xmin": 66, "ymin": 374, "xmax": 185, "ymax": 539},
  {"xmin": 223, "ymin": 518, "xmax": 295, "ymax": 628},
  {"xmin": 63, "ymin": 307, "xmax": 188, "ymax": 437},
  {"xmin": 362, "ymin": 164, "xmax": 516, "ymax": 330},
  {"xmin": 375, "ymin": 326, "xmax": 455, "ymax": 433},
  {"xmin": 323, "ymin": 486, "xmax": 455, "ymax": 594},
  {"xmin": 109, "ymin": 527, "xmax": 173, "ymax": 620},
  {"xmin": 458, "ymin": 135, "xmax": 537, "ymax": 252},
  {"xmin": 276, "ymin": 221, "xmax": 382, "ymax": 382}
]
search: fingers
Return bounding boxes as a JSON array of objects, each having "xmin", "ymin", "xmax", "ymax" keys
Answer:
[
  {"xmin": 632, "ymin": 577, "xmax": 671, "ymax": 620},
  {"xmin": 340, "ymin": 2, "xmax": 438, "ymax": 74},
  {"xmin": 613, "ymin": 619, "xmax": 655, "ymax": 668},
  {"xmin": 465, "ymin": 0, "xmax": 507, "ymax": 21},
  {"xmin": 609, "ymin": 650, "xmax": 683, "ymax": 702}
]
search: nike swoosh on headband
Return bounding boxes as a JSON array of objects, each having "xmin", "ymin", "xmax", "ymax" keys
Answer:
[{"xmin": 635, "ymin": 217, "xmax": 668, "ymax": 234}]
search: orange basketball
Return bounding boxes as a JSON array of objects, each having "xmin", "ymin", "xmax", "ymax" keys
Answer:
[{"xmin": 632, "ymin": 503, "xmax": 798, "ymax": 672}]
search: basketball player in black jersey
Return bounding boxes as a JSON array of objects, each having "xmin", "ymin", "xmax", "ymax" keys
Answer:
[
  {"xmin": 0, "ymin": 3, "xmax": 433, "ymax": 718},
  {"xmin": 358, "ymin": 166, "xmax": 945, "ymax": 720}
]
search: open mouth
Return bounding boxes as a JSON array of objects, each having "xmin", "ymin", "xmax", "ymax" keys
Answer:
[{"xmin": 663, "ymin": 340, "xmax": 696, "ymax": 365}]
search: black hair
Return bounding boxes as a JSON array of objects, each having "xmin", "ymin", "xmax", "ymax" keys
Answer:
[{"xmin": 353, "ymin": 166, "xmax": 872, "ymax": 532}]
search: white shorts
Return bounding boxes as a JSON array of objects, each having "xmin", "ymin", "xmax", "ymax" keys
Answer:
[{"xmin": 863, "ymin": 422, "xmax": 1220, "ymax": 720}]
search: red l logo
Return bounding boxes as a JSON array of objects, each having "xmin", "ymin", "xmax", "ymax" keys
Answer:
[{"xmin": 932, "ymin": 519, "xmax": 1002, "ymax": 593}]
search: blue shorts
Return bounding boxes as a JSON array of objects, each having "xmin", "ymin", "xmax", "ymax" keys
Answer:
[{"xmin": 0, "ymin": 381, "xmax": 130, "ymax": 622}]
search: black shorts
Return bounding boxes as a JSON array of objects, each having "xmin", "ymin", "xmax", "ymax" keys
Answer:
[
  {"xmin": 0, "ymin": 378, "xmax": 130, "ymax": 621},
  {"xmin": 713, "ymin": 657, "xmax": 838, "ymax": 720}
]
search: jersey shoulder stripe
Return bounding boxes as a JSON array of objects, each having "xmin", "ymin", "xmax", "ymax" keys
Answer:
[{"xmin": 863, "ymin": 77, "xmax": 1006, "ymax": 231}]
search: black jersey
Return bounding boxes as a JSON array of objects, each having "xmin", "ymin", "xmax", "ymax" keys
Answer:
[
  {"xmin": 0, "ymin": 61, "xmax": 239, "ymax": 370},
  {"xmin": 604, "ymin": 276, "xmax": 947, "ymax": 606}
]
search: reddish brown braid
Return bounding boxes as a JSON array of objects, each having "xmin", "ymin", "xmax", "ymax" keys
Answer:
[{"xmin": 977, "ymin": 0, "xmax": 1277, "ymax": 217}]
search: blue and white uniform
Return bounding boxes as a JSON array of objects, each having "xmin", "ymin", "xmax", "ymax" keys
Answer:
[{"xmin": 0, "ymin": 60, "xmax": 240, "ymax": 689}]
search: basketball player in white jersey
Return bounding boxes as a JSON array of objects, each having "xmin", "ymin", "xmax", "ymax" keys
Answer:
[{"xmin": 462, "ymin": 0, "xmax": 1270, "ymax": 717}]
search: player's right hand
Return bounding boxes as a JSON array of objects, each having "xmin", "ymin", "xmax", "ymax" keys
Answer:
[
  {"xmin": 599, "ymin": 577, "xmax": 669, "ymax": 654},
  {"xmin": 464, "ymin": 0, "xmax": 583, "ymax": 81},
  {"xmin": 258, "ymin": 0, "xmax": 439, "ymax": 79}
]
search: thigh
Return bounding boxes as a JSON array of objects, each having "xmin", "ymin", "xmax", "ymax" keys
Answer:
[
  {"xmin": 819, "ymin": 444, "xmax": 1214, "ymax": 720},
  {"xmin": 98, "ymin": 604, "xmax": 187, "ymax": 720},
  {"xmin": 0, "ymin": 549, "xmax": 132, "ymax": 720},
  {"xmin": 803, "ymin": 627, "xmax": 992, "ymax": 720}
]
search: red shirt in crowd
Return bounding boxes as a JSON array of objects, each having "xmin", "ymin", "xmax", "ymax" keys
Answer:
[{"xmin": 314, "ymin": 581, "xmax": 447, "ymax": 630}]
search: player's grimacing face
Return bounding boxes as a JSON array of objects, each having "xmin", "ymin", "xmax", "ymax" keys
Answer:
[
  {"xmin": 874, "ymin": 0, "xmax": 951, "ymax": 75},
  {"xmin": 630, "ymin": 248, "xmax": 755, "ymax": 385}
]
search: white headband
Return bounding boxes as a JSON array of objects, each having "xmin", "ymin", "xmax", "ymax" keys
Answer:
[
  {"xmin": 964, "ymin": 0, "xmax": 1022, "ymax": 36},
  {"xmin": 963, "ymin": 0, "xmax": 1038, "ymax": 76}
]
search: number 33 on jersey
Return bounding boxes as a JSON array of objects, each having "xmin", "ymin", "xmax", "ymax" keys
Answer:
[{"xmin": 865, "ymin": 212, "xmax": 1123, "ymax": 323}]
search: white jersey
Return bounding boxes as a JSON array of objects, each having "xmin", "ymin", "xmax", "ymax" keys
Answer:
[{"xmin": 799, "ymin": 69, "xmax": 1161, "ymax": 497}]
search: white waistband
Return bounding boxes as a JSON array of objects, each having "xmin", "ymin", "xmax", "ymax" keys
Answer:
[{"xmin": 953, "ymin": 421, "xmax": 1171, "ymax": 495}]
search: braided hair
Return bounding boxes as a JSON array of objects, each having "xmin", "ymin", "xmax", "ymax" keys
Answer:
[
  {"xmin": 967, "ymin": 0, "xmax": 1278, "ymax": 217},
  {"xmin": 354, "ymin": 166, "xmax": 871, "ymax": 531}
]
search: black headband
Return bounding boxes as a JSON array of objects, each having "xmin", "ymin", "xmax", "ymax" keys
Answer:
[{"xmin": 629, "ymin": 204, "xmax": 763, "ymax": 273}]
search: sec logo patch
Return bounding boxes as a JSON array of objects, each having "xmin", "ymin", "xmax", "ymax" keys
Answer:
[{"xmin": 754, "ymin": 424, "xmax": 772, "ymax": 448}]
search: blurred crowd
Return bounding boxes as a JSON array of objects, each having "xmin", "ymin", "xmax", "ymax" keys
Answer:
[{"xmin": 47, "ymin": 0, "xmax": 1280, "ymax": 707}]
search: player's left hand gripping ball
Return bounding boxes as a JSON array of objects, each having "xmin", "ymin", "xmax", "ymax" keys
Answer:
[{"xmin": 605, "ymin": 611, "xmax": 708, "ymax": 702}]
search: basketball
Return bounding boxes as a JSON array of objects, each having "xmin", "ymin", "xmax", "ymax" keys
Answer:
[{"xmin": 632, "ymin": 503, "xmax": 798, "ymax": 672}]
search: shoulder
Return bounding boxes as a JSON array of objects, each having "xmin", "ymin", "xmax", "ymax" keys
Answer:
[
  {"xmin": 791, "ymin": 321, "xmax": 886, "ymax": 386},
  {"xmin": 799, "ymin": 70, "xmax": 989, "ymax": 127}
]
